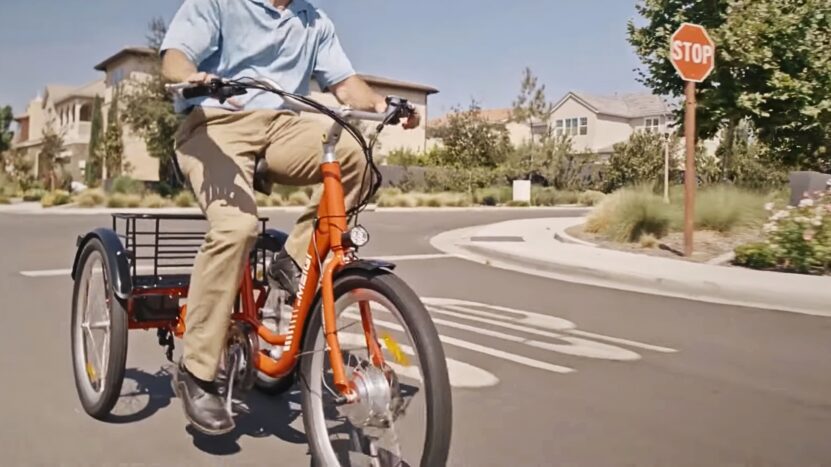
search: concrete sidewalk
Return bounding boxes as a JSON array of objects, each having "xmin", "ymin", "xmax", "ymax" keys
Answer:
[{"xmin": 431, "ymin": 217, "xmax": 831, "ymax": 317}]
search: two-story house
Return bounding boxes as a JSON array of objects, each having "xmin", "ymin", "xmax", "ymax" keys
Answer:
[
  {"xmin": 428, "ymin": 91, "xmax": 719, "ymax": 159},
  {"xmin": 13, "ymin": 46, "xmax": 439, "ymax": 184}
]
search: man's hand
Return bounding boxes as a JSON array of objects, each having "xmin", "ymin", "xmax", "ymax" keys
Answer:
[
  {"xmin": 373, "ymin": 101, "xmax": 421, "ymax": 130},
  {"xmin": 186, "ymin": 71, "xmax": 219, "ymax": 84}
]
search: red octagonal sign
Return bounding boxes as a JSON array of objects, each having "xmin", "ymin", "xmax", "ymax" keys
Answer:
[{"xmin": 670, "ymin": 23, "xmax": 716, "ymax": 82}]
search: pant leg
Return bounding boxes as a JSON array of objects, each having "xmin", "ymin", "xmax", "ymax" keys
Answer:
[
  {"xmin": 263, "ymin": 113, "xmax": 368, "ymax": 264},
  {"xmin": 175, "ymin": 108, "xmax": 271, "ymax": 381}
]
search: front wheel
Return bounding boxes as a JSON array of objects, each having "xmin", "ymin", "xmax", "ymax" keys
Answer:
[{"xmin": 300, "ymin": 269, "xmax": 452, "ymax": 467}]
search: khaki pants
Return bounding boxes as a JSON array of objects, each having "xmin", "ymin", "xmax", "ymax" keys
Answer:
[{"xmin": 175, "ymin": 107, "xmax": 366, "ymax": 381}]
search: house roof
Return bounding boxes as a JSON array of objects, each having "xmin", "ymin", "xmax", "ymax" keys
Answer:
[
  {"xmin": 52, "ymin": 79, "xmax": 106, "ymax": 105},
  {"xmin": 427, "ymin": 107, "xmax": 515, "ymax": 128},
  {"xmin": 94, "ymin": 46, "xmax": 156, "ymax": 71},
  {"xmin": 42, "ymin": 84, "xmax": 75, "ymax": 106},
  {"xmin": 358, "ymin": 73, "xmax": 439, "ymax": 95},
  {"xmin": 554, "ymin": 91, "xmax": 672, "ymax": 119}
]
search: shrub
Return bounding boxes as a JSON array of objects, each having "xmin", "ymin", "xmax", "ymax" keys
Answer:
[
  {"xmin": 268, "ymin": 192, "xmax": 284, "ymax": 207},
  {"xmin": 76, "ymin": 189, "xmax": 107, "ymax": 207},
  {"xmin": 41, "ymin": 190, "xmax": 72, "ymax": 208},
  {"xmin": 692, "ymin": 185, "xmax": 767, "ymax": 233},
  {"xmin": 110, "ymin": 176, "xmax": 145, "ymax": 195},
  {"xmin": 533, "ymin": 187, "xmax": 581, "ymax": 206},
  {"xmin": 586, "ymin": 186, "xmax": 671, "ymax": 242},
  {"xmin": 378, "ymin": 193, "xmax": 417, "ymax": 207},
  {"xmin": 140, "ymin": 194, "xmax": 172, "ymax": 208},
  {"xmin": 639, "ymin": 234, "xmax": 659, "ymax": 248},
  {"xmin": 578, "ymin": 190, "xmax": 605, "ymax": 207},
  {"xmin": 107, "ymin": 193, "xmax": 142, "ymax": 208},
  {"xmin": 0, "ymin": 195, "xmax": 9, "ymax": 205},
  {"xmin": 255, "ymin": 192, "xmax": 272, "ymax": 207},
  {"xmin": 287, "ymin": 191, "xmax": 311, "ymax": 206},
  {"xmin": 474, "ymin": 186, "xmax": 511, "ymax": 206},
  {"xmin": 506, "ymin": 200, "xmax": 530, "ymax": 207},
  {"xmin": 733, "ymin": 242, "xmax": 776, "ymax": 270},
  {"xmin": 746, "ymin": 190, "xmax": 831, "ymax": 275},
  {"xmin": 0, "ymin": 173, "xmax": 20, "ymax": 197},
  {"xmin": 23, "ymin": 188, "xmax": 46, "ymax": 202},
  {"xmin": 174, "ymin": 191, "xmax": 196, "ymax": 207}
]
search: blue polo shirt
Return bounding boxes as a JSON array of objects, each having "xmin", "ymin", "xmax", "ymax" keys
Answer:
[{"xmin": 160, "ymin": 0, "xmax": 356, "ymax": 112}]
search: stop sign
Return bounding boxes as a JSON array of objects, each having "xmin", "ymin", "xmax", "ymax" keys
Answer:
[{"xmin": 670, "ymin": 23, "xmax": 716, "ymax": 82}]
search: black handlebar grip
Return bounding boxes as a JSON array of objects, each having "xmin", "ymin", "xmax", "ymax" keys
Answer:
[{"xmin": 182, "ymin": 85, "xmax": 211, "ymax": 100}]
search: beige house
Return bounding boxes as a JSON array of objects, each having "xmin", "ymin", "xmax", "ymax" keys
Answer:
[
  {"xmin": 13, "ymin": 46, "xmax": 438, "ymax": 184},
  {"xmin": 428, "ymin": 91, "xmax": 719, "ymax": 158}
]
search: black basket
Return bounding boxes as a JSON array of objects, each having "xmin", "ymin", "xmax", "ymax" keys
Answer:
[{"xmin": 112, "ymin": 213, "xmax": 270, "ymax": 291}]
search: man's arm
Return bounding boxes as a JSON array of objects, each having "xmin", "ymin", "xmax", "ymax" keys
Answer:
[
  {"xmin": 162, "ymin": 49, "xmax": 214, "ymax": 84},
  {"xmin": 330, "ymin": 76, "xmax": 421, "ymax": 129}
]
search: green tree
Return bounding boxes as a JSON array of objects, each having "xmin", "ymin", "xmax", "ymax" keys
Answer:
[
  {"xmin": 628, "ymin": 0, "xmax": 831, "ymax": 172},
  {"xmin": 85, "ymin": 95, "xmax": 104, "ymax": 186},
  {"xmin": 512, "ymin": 67, "xmax": 554, "ymax": 145},
  {"xmin": 38, "ymin": 124, "xmax": 66, "ymax": 190},
  {"xmin": 122, "ymin": 17, "xmax": 182, "ymax": 187},
  {"xmin": 428, "ymin": 101, "xmax": 511, "ymax": 169},
  {"xmin": 604, "ymin": 131, "xmax": 682, "ymax": 192},
  {"xmin": 100, "ymin": 86, "xmax": 124, "ymax": 181},
  {"xmin": 0, "ymin": 106, "xmax": 14, "ymax": 154}
]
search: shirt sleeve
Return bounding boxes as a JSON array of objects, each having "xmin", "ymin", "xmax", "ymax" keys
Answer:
[
  {"xmin": 160, "ymin": 0, "xmax": 221, "ymax": 65},
  {"xmin": 313, "ymin": 15, "xmax": 356, "ymax": 91}
]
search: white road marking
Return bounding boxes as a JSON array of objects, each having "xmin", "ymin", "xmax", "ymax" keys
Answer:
[
  {"xmin": 20, "ymin": 268, "xmax": 72, "ymax": 278},
  {"xmin": 424, "ymin": 308, "xmax": 640, "ymax": 361},
  {"xmin": 368, "ymin": 253, "xmax": 451, "ymax": 262},
  {"xmin": 336, "ymin": 332, "xmax": 499, "ymax": 388},
  {"xmin": 344, "ymin": 312, "xmax": 574, "ymax": 374},
  {"xmin": 20, "ymin": 254, "xmax": 449, "ymax": 278},
  {"xmin": 567, "ymin": 330, "xmax": 677, "ymax": 353}
]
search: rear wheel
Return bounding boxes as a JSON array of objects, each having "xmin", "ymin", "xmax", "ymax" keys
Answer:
[
  {"xmin": 300, "ymin": 269, "xmax": 452, "ymax": 467},
  {"xmin": 70, "ymin": 239, "xmax": 129, "ymax": 419}
]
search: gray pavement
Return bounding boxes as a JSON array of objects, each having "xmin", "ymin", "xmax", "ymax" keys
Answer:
[{"xmin": 1, "ymin": 209, "xmax": 830, "ymax": 466}]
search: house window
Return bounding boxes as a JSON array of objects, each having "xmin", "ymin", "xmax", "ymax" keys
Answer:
[
  {"xmin": 644, "ymin": 117, "xmax": 661, "ymax": 133},
  {"xmin": 555, "ymin": 117, "xmax": 588, "ymax": 136},
  {"xmin": 109, "ymin": 68, "xmax": 126, "ymax": 86}
]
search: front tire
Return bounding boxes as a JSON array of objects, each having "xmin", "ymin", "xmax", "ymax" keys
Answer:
[
  {"xmin": 300, "ymin": 269, "xmax": 452, "ymax": 467},
  {"xmin": 70, "ymin": 238, "xmax": 129, "ymax": 419}
]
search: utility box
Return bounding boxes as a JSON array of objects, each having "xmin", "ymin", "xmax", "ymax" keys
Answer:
[
  {"xmin": 513, "ymin": 180, "xmax": 531, "ymax": 203},
  {"xmin": 789, "ymin": 171, "xmax": 830, "ymax": 205}
]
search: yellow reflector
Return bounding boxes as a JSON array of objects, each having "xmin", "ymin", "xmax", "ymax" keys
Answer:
[
  {"xmin": 381, "ymin": 333, "xmax": 410, "ymax": 367},
  {"xmin": 86, "ymin": 362, "xmax": 98, "ymax": 382}
]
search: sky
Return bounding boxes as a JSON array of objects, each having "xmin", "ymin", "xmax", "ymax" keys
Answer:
[{"xmin": 0, "ymin": 0, "xmax": 648, "ymax": 120}]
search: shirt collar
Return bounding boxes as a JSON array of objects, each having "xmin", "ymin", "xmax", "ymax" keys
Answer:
[{"xmin": 248, "ymin": 0, "xmax": 309, "ymax": 14}]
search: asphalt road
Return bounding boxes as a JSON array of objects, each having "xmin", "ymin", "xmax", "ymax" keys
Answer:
[{"xmin": 1, "ymin": 209, "xmax": 830, "ymax": 467}]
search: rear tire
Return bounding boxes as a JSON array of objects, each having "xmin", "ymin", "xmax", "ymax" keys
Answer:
[
  {"xmin": 300, "ymin": 269, "xmax": 452, "ymax": 467},
  {"xmin": 70, "ymin": 238, "xmax": 129, "ymax": 420}
]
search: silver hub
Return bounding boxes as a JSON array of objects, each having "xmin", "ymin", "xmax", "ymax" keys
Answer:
[{"xmin": 341, "ymin": 363, "xmax": 393, "ymax": 429}]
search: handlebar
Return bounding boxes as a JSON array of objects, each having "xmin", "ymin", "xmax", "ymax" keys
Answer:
[{"xmin": 164, "ymin": 79, "xmax": 415, "ymax": 124}]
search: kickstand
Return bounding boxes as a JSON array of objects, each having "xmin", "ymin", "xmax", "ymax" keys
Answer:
[{"xmin": 157, "ymin": 328, "xmax": 175, "ymax": 362}]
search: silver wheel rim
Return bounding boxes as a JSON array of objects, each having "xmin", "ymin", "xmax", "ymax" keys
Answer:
[
  {"xmin": 73, "ymin": 251, "xmax": 112, "ymax": 400},
  {"xmin": 306, "ymin": 288, "xmax": 428, "ymax": 467}
]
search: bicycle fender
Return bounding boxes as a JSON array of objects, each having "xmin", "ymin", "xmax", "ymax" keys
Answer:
[
  {"xmin": 72, "ymin": 228, "xmax": 133, "ymax": 300},
  {"xmin": 336, "ymin": 259, "xmax": 397, "ymax": 277}
]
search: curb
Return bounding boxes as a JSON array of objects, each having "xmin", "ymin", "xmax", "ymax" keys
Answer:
[
  {"xmin": 553, "ymin": 223, "xmax": 597, "ymax": 247},
  {"xmin": 432, "ymin": 223, "xmax": 831, "ymax": 318}
]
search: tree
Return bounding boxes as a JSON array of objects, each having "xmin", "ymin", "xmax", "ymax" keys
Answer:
[
  {"xmin": 100, "ymin": 86, "xmax": 124, "ymax": 181},
  {"xmin": 85, "ymin": 96, "xmax": 104, "ymax": 186},
  {"xmin": 512, "ymin": 68, "xmax": 554, "ymax": 145},
  {"xmin": 38, "ymin": 123, "xmax": 66, "ymax": 191},
  {"xmin": 428, "ymin": 101, "xmax": 511, "ymax": 169},
  {"xmin": 628, "ymin": 0, "xmax": 831, "ymax": 172},
  {"xmin": 604, "ymin": 131, "xmax": 682, "ymax": 193},
  {"xmin": 122, "ymin": 17, "xmax": 182, "ymax": 187},
  {"xmin": 0, "ymin": 106, "xmax": 14, "ymax": 154}
]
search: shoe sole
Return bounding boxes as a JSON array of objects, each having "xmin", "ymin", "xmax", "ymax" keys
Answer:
[{"xmin": 171, "ymin": 370, "xmax": 236, "ymax": 436}]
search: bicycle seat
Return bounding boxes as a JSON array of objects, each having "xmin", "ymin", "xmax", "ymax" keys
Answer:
[{"xmin": 253, "ymin": 155, "xmax": 273, "ymax": 195}]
